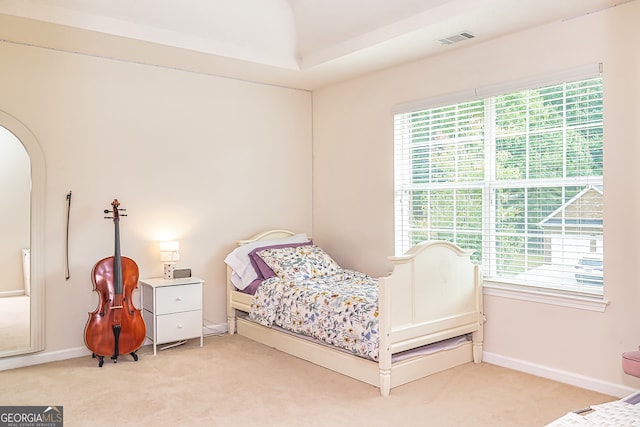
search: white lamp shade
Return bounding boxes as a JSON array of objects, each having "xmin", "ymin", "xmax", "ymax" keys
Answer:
[{"xmin": 160, "ymin": 241, "xmax": 180, "ymax": 262}]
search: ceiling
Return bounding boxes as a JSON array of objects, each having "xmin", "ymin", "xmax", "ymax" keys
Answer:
[{"xmin": 0, "ymin": 0, "xmax": 633, "ymax": 89}]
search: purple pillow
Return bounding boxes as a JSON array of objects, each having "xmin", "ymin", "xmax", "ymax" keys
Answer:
[
  {"xmin": 248, "ymin": 241, "xmax": 313, "ymax": 281},
  {"xmin": 240, "ymin": 278, "xmax": 263, "ymax": 295}
]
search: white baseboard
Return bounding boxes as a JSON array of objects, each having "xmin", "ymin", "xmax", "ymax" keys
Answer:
[
  {"xmin": 0, "ymin": 290, "xmax": 25, "ymax": 298},
  {"xmin": 483, "ymin": 351, "xmax": 636, "ymax": 398},
  {"xmin": 0, "ymin": 346, "xmax": 91, "ymax": 371},
  {"xmin": 0, "ymin": 322, "xmax": 229, "ymax": 372}
]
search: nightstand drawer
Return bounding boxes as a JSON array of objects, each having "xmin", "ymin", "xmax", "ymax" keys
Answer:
[
  {"xmin": 155, "ymin": 310, "xmax": 201, "ymax": 343},
  {"xmin": 155, "ymin": 283, "xmax": 202, "ymax": 315}
]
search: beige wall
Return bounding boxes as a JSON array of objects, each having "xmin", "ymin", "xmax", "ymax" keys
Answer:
[
  {"xmin": 312, "ymin": 1, "xmax": 640, "ymax": 395},
  {"xmin": 0, "ymin": 39, "xmax": 312, "ymax": 353}
]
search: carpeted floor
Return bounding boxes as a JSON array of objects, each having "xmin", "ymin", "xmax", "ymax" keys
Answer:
[{"xmin": 0, "ymin": 334, "xmax": 615, "ymax": 426}]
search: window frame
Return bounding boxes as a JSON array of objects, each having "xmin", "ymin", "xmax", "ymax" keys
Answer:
[{"xmin": 392, "ymin": 64, "xmax": 606, "ymax": 309}]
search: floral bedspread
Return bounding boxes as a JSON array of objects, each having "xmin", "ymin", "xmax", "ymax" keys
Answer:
[{"xmin": 249, "ymin": 270, "xmax": 380, "ymax": 361}]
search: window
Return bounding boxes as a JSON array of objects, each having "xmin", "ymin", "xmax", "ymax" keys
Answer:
[{"xmin": 394, "ymin": 66, "xmax": 603, "ymax": 296}]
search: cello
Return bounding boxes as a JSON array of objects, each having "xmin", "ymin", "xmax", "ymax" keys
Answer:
[{"xmin": 84, "ymin": 199, "xmax": 146, "ymax": 367}]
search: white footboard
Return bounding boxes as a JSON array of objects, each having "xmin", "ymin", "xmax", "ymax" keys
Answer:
[{"xmin": 378, "ymin": 240, "xmax": 483, "ymax": 395}]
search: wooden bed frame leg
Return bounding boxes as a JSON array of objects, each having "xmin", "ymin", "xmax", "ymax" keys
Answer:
[
  {"xmin": 472, "ymin": 329, "xmax": 483, "ymax": 363},
  {"xmin": 227, "ymin": 313, "xmax": 236, "ymax": 335},
  {"xmin": 379, "ymin": 369, "xmax": 391, "ymax": 397},
  {"xmin": 226, "ymin": 266, "xmax": 237, "ymax": 335},
  {"xmin": 472, "ymin": 341, "xmax": 483, "ymax": 363}
]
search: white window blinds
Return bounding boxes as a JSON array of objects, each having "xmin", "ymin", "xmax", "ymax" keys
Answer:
[{"xmin": 394, "ymin": 66, "xmax": 603, "ymax": 295}]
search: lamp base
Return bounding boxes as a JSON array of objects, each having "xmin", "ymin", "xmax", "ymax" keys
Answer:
[{"xmin": 163, "ymin": 263, "xmax": 176, "ymax": 279}]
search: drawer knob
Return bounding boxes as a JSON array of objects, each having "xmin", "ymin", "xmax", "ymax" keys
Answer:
[
  {"xmin": 176, "ymin": 297, "xmax": 182, "ymax": 301},
  {"xmin": 177, "ymin": 324, "xmax": 183, "ymax": 328}
]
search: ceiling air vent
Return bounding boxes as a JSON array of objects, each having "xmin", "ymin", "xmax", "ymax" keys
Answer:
[{"xmin": 438, "ymin": 31, "xmax": 476, "ymax": 45}]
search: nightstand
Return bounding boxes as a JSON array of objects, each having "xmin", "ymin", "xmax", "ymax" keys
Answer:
[{"xmin": 140, "ymin": 276, "xmax": 204, "ymax": 355}]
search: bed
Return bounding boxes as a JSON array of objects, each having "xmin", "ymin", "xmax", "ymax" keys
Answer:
[{"xmin": 226, "ymin": 229, "xmax": 484, "ymax": 396}]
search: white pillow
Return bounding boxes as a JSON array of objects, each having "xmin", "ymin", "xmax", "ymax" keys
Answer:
[{"xmin": 224, "ymin": 233, "xmax": 309, "ymax": 290}]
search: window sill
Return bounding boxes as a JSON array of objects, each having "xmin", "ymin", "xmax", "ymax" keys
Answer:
[{"xmin": 482, "ymin": 281, "xmax": 609, "ymax": 312}]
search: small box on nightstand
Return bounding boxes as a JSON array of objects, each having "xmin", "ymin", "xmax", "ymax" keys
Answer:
[{"xmin": 173, "ymin": 268, "xmax": 191, "ymax": 278}]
